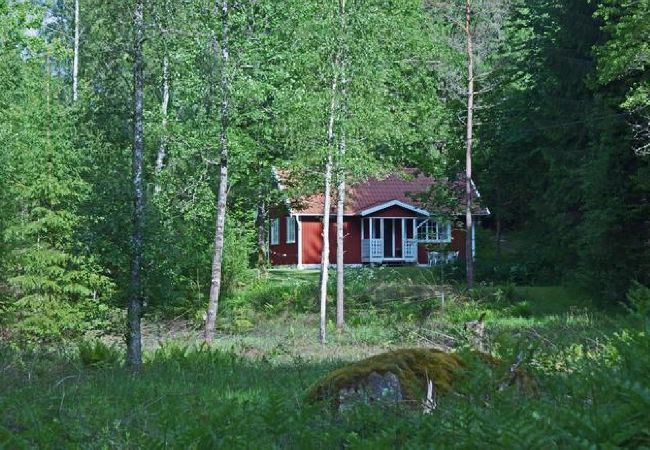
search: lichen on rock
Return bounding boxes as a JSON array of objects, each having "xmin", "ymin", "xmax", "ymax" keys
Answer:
[
  {"xmin": 307, "ymin": 348, "xmax": 536, "ymax": 411},
  {"xmin": 306, "ymin": 348, "xmax": 464, "ymax": 410}
]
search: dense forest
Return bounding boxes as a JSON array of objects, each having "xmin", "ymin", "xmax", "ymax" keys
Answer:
[{"xmin": 1, "ymin": 0, "xmax": 649, "ymax": 447}]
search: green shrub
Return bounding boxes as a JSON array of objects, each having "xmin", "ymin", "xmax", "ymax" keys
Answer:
[
  {"xmin": 627, "ymin": 281, "xmax": 650, "ymax": 331},
  {"xmin": 221, "ymin": 217, "xmax": 256, "ymax": 295},
  {"xmin": 506, "ymin": 300, "xmax": 532, "ymax": 318},
  {"xmin": 78, "ymin": 339, "xmax": 122, "ymax": 368}
]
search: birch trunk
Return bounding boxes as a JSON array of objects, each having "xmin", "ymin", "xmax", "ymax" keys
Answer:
[
  {"xmin": 319, "ymin": 71, "xmax": 338, "ymax": 345},
  {"xmin": 335, "ymin": 0, "xmax": 347, "ymax": 332},
  {"xmin": 72, "ymin": 0, "xmax": 79, "ymax": 102},
  {"xmin": 127, "ymin": 0, "xmax": 145, "ymax": 369},
  {"xmin": 495, "ymin": 211, "xmax": 502, "ymax": 262},
  {"xmin": 335, "ymin": 137, "xmax": 345, "ymax": 331},
  {"xmin": 204, "ymin": 0, "xmax": 230, "ymax": 343},
  {"xmin": 154, "ymin": 54, "xmax": 169, "ymax": 195},
  {"xmin": 255, "ymin": 197, "xmax": 268, "ymax": 273},
  {"xmin": 464, "ymin": 0, "xmax": 475, "ymax": 289}
]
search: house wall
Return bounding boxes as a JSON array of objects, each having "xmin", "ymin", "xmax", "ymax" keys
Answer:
[
  {"xmin": 270, "ymin": 212, "xmax": 471, "ymax": 267},
  {"xmin": 269, "ymin": 216, "xmax": 298, "ymax": 266},
  {"xmin": 451, "ymin": 228, "xmax": 467, "ymax": 260},
  {"xmin": 300, "ymin": 216, "xmax": 362, "ymax": 265}
]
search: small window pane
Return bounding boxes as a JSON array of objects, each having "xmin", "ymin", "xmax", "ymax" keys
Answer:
[
  {"xmin": 286, "ymin": 217, "xmax": 296, "ymax": 243},
  {"xmin": 373, "ymin": 218, "xmax": 381, "ymax": 239},
  {"xmin": 416, "ymin": 220, "xmax": 450, "ymax": 242},
  {"xmin": 270, "ymin": 218, "xmax": 279, "ymax": 245},
  {"xmin": 439, "ymin": 223, "xmax": 451, "ymax": 241}
]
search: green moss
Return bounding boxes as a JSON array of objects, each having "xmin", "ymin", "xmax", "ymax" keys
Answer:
[
  {"xmin": 306, "ymin": 348, "xmax": 464, "ymax": 404},
  {"xmin": 307, "ymin": 348, "xmax": 538, "ymax": 407}
]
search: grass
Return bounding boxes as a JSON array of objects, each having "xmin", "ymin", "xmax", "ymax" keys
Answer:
[{"xmin": 2, "ymin": 267, "xmax": 648, "ymax": 448}]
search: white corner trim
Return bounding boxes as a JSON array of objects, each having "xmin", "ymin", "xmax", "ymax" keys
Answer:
[
  {"xmin": 471, "ymin": 222, "xmax": 476, "ymax": 258},
  {"xmin": 360, "ymin": 200, "xmax": 430, "ymax": 217},
  {"xmin": 297, "ymin": 217, "xmax": 303, "ymax": 269}
]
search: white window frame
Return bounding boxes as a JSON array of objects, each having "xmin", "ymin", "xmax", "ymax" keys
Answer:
[
  {"xmin": 416, "ymin": 219, "xmax": 452, "ymax": 243},
  {"xmin": 270, "ymin": 218, "xmax": 279, "ymax": 245},
  {"xmin": 286, "ymin": 216, "xmax": 296, "ymax": 244}
]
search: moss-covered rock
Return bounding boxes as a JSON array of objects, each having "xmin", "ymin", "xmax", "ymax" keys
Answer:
[
  {"xmin": 307, "ymin": 348, "xmax": 536, "ymax": 411},
  {"xmin": 306, "ymin": 349, "xmax": 464, "ymax": 409}
]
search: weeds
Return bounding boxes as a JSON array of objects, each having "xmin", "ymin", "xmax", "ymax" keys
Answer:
[{"xmin": 1, "ymin": 268, "xmax": 646, "ymax": 448}]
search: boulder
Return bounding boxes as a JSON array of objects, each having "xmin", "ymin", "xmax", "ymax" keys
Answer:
[
  {"xmin": 306, "ymin": 349, "xmax": 463, "ymax": 411},
  {"xmin": 337, "ymin": 371, "xmax": 403, "ymax": 412},
  {"xmin": 307, "ymin": 348, "xmax": 536, "ymax": 411}
]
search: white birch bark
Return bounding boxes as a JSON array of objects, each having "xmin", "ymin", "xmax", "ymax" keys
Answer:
[
  {"xmin": 335, "ymin": 0, "xmax": 347, "ymax": 331},
  {"xmin": 319, "ymin": 71, "xmax": 338, "ymax": 345},
  {"xmin": 205, "ymin": 0, "xmax": 230, "ymax": 343},
  {"xmin": 127, "ymin": 0, "xmax": 145, "ymax": 369},
  {"xmin": 154, "ymin": 53, "xmax": 169, "ymax": 195},
  {"xmin": 335, "ymin": 135, "xmax": 345, "ymax": 331},
  {"xmin": 72, "ymin": 0, "xmax": 79, "ymax": 102},
  {"xmin": 464, "ymin": 0, "xmax": 475, "ymax": 288}
]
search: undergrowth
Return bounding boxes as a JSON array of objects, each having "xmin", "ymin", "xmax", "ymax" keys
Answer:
[
  {"xmin": 2, "ymin": 268, "xmax": 648, "ymax": 448},
  {"xmin": 1, "ymin": 330, "xmax": 649, "ymax": 448}
]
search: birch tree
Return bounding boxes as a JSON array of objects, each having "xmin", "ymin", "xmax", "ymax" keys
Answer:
[
  {"xmin": 153, "ymin": 0, "xmax": 171, "ymax": 195},
  {"xmin": 335, "ymin": 0, "xmax": 348, "ymax": 331},
  {"xmin": 72, "ymin": 0, "xmax": 79, "ymax": 102},
  {"xmin": 463, "ymin": 0, "xmax": 476, "ymax": 288},
  {"xmin": 127, "ymin": 0, "xmax": 145, "ymax": 368},
  {"xmin": 319, "ymin": 70, "xmax": 338, "ymax": 345},
  {"xmin": 204, "ymin": 0, "xmax": 230, "ymax": 343}
]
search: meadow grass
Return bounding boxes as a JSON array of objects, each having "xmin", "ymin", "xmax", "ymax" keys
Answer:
[{"xmin": 2, "ymin": 268, "xmax": 648, "ymax": 448}]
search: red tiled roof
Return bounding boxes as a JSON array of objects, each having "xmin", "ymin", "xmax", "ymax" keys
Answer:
[{"xmin": 277, "ymin": 168, "xmax": 489, "ymax": 216}]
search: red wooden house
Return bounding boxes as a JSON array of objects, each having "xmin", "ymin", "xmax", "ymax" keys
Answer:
[{"xmin": 270, "ymin": 169, "xmax": 489, "ymax": 268}]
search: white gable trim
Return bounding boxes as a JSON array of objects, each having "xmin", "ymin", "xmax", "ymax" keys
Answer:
[
  {"xmin": 360, "ymin": 200, "xmax": 430, "ymax": 217},
  {"xmin": 471, "ymin": 178, "xmax": 491, "ymax": 216}
]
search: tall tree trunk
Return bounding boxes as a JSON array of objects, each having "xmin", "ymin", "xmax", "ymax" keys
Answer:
[
  {"xmin": 320, "ymin": 154, "xmax": 333, "ymax": 344},
  {"xmin": 127, "ymin": 0, "xmax": 145, "ymax": 369},
  {"xmin": 154, "ymin": 53, "xmax": 170, "ymax": 195},
  {"xmin": 204, "ymin": 0, "xmax": 230, "ymax": 343},
  {"xmin": 255, "ymin": 196, "xmax": 268, "ymax": 273},
  {"xmin": 464, "ymin": 0, "xmax": 475, "ymax": 289},
  {"xmin": 495, "ymin": 209, "xmax": 502, "ymax": 262},
  {"xmin": 335, "ymin": 135, "xmax": 345, "ymax": 331},
  {"xmin": 335, "ymin": 0, "xmax": 347, "ymax": 332},
  {"xmin": 319, "ymin": 71, "xmax": 338, "ymax": 345},
  {"xmin": 72, "ymin": 0, "xmax": 79, "ymax": 102}
]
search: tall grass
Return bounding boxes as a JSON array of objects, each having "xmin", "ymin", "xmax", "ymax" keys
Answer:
[
  {"xmin": 2, "ymin": 268, "xmax": 647, "ymax": 448},
  {"xmin": 1, "ymin": 329, "xmax": 649, "ymax": 448}
]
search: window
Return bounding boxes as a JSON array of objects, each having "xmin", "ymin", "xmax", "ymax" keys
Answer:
[
  {"xmin": 270, "ymin": 218, "xmax": 279, "ymax": 245},
  {"xmin": 286, "ymin": 216, "xmax": 296, "ymax": 243},
  {"xmin": 416, "ymin": 219, "xmax": 451, "ymax": 243}
]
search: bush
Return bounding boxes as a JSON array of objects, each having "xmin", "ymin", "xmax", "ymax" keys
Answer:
[
  {"xmin": 78, "ymin": 339, "xmax": 122, "ymax": 368},
  {"xmin": 221, "ymin": 217, "xmax": 256, "ymax": 295},
  {"xmin": 626, "ymin": 281, "xmax": 650, "ymax": 331}
]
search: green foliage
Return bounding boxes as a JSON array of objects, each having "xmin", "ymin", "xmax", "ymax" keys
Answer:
[
  {"xmin": 0, "ymin": 5, "xmax": 115, "ymax": 342},
  {"xmin": 474, "ymin": 0, "xmax": 650, "ymax": 300},
  {"xmin": 594, "ymin": 0, "xmax": 650, "ymax": 113},
  {"xmin": 306, "ymin": 348, "xmax": 464, "ymax": 404},
  {"xmin": 78, "ymin": 340, "xmax": 122, "ymax": 368},
  {"xmin": 626, "ymin": 282, "xmax": 650, "ymax": 332},
  {"xmin": 2, "ymin": 329, "xmax": 649, "ymax": 448}
]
